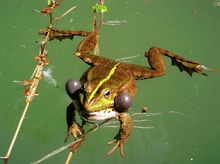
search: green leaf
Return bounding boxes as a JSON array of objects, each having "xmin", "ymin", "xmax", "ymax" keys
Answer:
[{"xmin": 92, "ymin": 4, "xmax": 108, "ymax": 13}]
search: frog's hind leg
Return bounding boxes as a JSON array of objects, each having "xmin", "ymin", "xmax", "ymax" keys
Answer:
[
  {"xmin": 145, "ymin": 47, "xmax": 215, "ymax": 77},
  {"xmin": 130, "ymin": 46, "xmax": 215, "ymax": 80},
  {"xmin": 128, "ymin": 47, "xmax": 167, "ymax": 80},
  {"xmin": 39, "ymin": 28, "xmax": 91, "ymax": 41}
]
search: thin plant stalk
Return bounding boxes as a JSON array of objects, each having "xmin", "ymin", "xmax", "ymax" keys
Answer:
[
  {"xmin": 0, "ymin": 103, "xmax": 30, "ymax": 163},
  {"xmin": 0, "ymin": 4, "xmax": 77, "ymax": 162}
]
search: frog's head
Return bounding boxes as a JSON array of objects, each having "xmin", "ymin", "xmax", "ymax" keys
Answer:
[
  {"xmin": 65, "ymin": 63, "xmax": 137, "ymax": 120},
  {"xmin": 78, "ymin": 64, "xmax": 137, "ymax": 119},
  {"xmin": 80, "ymin": 82, "xmax": 117, "ymax": 112}
]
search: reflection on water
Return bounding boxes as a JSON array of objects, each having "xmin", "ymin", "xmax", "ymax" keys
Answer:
[{"xmin": 103, "ymin": 20, "xmax": 127, "ymax": 26}]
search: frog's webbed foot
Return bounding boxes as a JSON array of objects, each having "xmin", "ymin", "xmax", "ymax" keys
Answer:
[
  {"xmin": 145, "ymin": 47, "xmax": 215, "ymax": 77},
  {"xmin": 171, "ymin": 58, "xmax": 215, "ymax": 76},
  {"xmin": 107, "ymin": 113, "xmax": 133, "ymax": 157}
]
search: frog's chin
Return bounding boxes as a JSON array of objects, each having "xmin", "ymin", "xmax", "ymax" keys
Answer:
[{"xmin": 83, "ymin": 108, "xmax": 119, "ymax": 121}]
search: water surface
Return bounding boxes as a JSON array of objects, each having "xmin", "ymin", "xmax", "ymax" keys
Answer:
[{"xmin": 0, "ymin": 0, "xmax": 220, "ymax": 163}]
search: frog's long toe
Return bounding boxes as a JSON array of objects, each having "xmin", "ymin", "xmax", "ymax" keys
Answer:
[
  {"xmin": 71, "ymin": 127, "xmax": 83, "ymax": 140},
  {"xmin": 64, "ymin": 123, "xmax": 83, "ymax": 142},
  {"xmin": 107, "ymin": 139, "xmax": 124, "ymax": 156}
]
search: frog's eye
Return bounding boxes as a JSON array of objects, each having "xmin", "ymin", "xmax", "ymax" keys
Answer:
[{"xmin": 103, "ymin": 89, "xmax": 110, "ymax": 99}]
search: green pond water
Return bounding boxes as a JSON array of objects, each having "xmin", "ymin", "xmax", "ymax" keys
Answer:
[{"xmin": 0, "ymin": 0, "xmax": 220, "ymax": 163}]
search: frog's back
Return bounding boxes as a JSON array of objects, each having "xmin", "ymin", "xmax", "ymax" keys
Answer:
[{"xmin": 81, "ymin": 62, "xmax": 137, "ymax": 98}]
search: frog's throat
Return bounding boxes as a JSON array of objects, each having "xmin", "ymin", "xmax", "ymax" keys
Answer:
[
  {"xmin": 87, "ymin": 63, "xmax": 120, "ymax": 104},
  {"xmin": 80, "ymin": 108, "xmax": 118, "ymax": 121}
]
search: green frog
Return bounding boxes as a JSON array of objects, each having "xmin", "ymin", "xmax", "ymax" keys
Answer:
[{"xmin": 40, "ymin": 27, "xmax": 215, "ymax": 156}]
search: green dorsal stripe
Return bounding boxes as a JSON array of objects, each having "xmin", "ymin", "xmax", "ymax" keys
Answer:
[{"xmin": 88, "ymin": 63, "xmax": 120, "ymax": 103}]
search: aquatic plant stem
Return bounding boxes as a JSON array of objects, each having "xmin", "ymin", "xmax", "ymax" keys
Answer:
[
  {"xmin": 1, "ymin": 62, "xmax": 44, "ymax": 163},
  {"xmin": 65, "ymin": 152, "xmax": 73, "ymax": 164},
  {"xmin": 1, "ymin": 14, "xmax": 48, "ymax": 164},
  {"xmin": 1, "ymin": 2, "xmax": 78, "ymax": 164},
  {"xmin": 1, "ymin": 102, "xmax": 30, "ymax": 163}
]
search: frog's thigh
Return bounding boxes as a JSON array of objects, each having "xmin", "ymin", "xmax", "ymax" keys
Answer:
[{"xmin": 146, "ymin": 47, "xmax": 166, "ymax": 75}]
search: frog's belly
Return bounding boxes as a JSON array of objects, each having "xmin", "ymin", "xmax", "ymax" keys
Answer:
[{"xmin": 79, "ymin": 108, "xmax": 118, "ymax": 121}]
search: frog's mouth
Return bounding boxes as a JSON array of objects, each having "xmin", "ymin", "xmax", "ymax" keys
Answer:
[{"xmin": 79, "ymin": 108, "xmax": 118, "ymax": 121}]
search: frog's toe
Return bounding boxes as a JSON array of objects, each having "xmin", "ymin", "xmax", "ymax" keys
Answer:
[
  {"xmin": 64, "ymin": 123, "xmax": 84, "ymax": 142},
  {"xmin": 75, "ymin": 51, "xmax": 81, "ymax": 56},
  {"xmin": 64, "ymin": 134, "xmax": 70, "ymax": 143},
  {"xmin": 106, "ymin": 139, "xmax": 125, "ymax": 157},
  {"xmin": 71, "ymin": 127, "xmax": 83, "ymax": 140}
]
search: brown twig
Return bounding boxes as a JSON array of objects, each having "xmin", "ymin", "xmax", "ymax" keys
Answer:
[{"xmin": 0, "ymin": 2, "xmax": 77, "ymax": 163}]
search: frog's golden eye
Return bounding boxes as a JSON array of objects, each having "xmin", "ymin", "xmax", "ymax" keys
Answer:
[{"xmin": 103, "ymin": 89, "xmax": 110, "ymax": 99}]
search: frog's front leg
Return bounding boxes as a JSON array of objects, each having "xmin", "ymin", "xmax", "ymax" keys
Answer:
[
  {"xmin": 107, "ymin": 113, "xmax": 133, "ymax": 157},
  {"xmin": 64, "ymin": 79, "xmax": 84, "ymax": 142},
  {"xmin": 64, "ymin": 103, "xmax": 84, "ymax": 142},
  {"xmin": 76, "ymin": 32, "xmax": 97, "ymax": 54}
]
